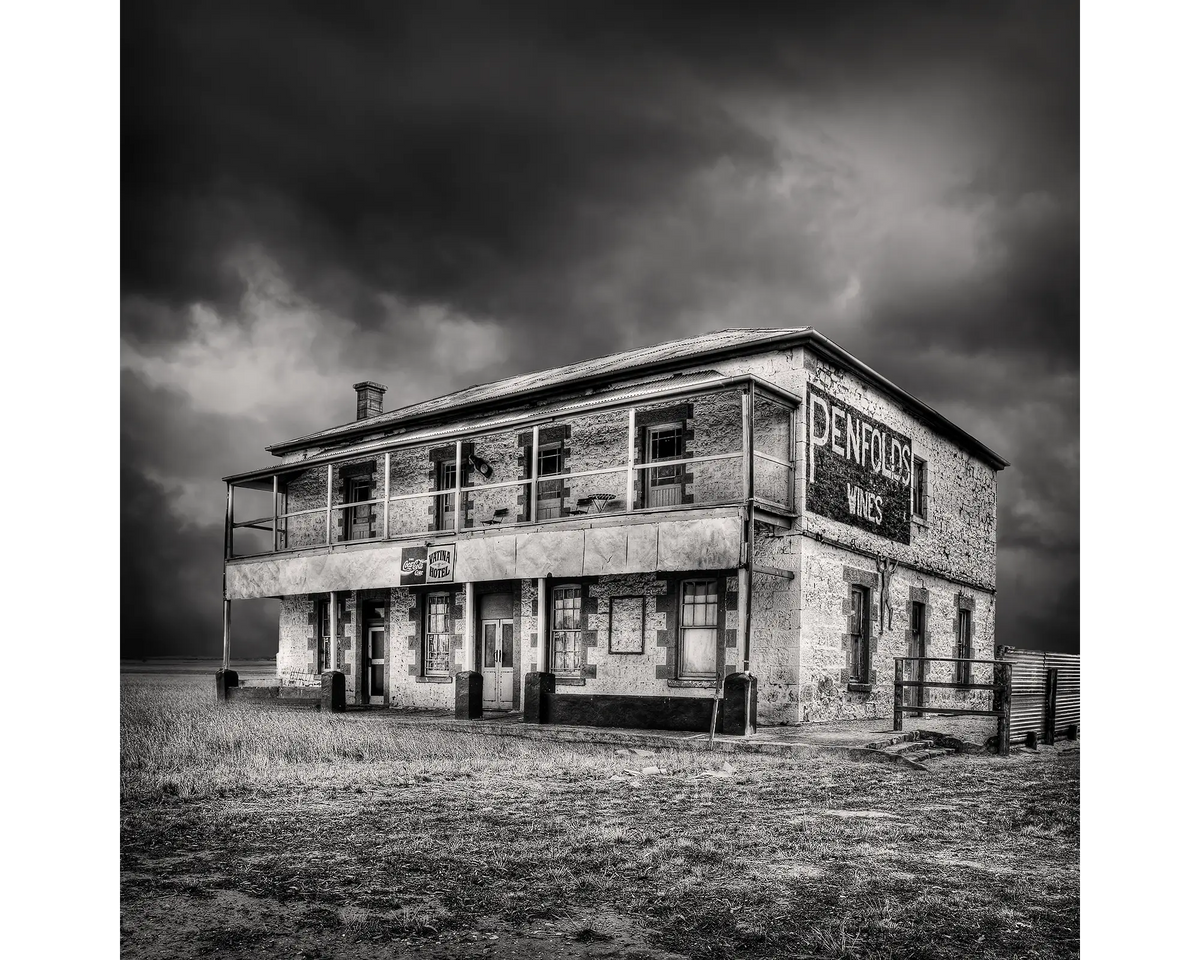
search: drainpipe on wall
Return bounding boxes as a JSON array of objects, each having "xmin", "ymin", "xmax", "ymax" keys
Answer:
[
  {"xmin": 710, "ymin": 385, "xmax": 756, "ymax": 745},
  {"xmin": 742, "ymin": 382, "xmax": 755, "ymax": 674}
]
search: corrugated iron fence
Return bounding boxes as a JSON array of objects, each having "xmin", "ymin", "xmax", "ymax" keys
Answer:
[{"xmin": 999, "ymin": 645, "xmax": 1080, "ymax": 745}]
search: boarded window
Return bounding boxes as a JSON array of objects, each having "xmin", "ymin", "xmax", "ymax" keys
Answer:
[{"xmin": 608, "ymin": 596, "xmax": 645, "ymax": 654}]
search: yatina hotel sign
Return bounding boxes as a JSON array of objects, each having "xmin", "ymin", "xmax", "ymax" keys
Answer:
[
  {"xmin": 399, "ymin": 545, "xmax": 457, "ymax": 586},
  {"xmin": 806, "ymin": 385, "xmax": 913, "ymax": 544}
]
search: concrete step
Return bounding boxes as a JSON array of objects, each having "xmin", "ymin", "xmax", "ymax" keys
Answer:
[
  {"xmin": 891, "ymin": 739, "xmax": 936, "ymax": 756},
  {"xmin": 863, "ymin": 732, "xmax": 922, "ymax": 750},
  {"xmin": 905, "ymin": 747, "xmax": 956, "ymax": 763}
]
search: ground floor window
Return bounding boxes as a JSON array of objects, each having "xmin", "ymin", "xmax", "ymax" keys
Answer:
[
  {"xmin": 848, "ymin": 584, "xmax": 870, "ymax": 683},
  {"xmin": 678, "ymin": 579, "xmax": 719, "ymax": 678},
  {"xmin": 907, "ymin": 600, "xmax": 927, "ymax": 706},
  {"xmin": 955, "ymin": 608, "xmax": 973, "ymax": 686},
  {"xmin": 424, "ymin": 592, "xmax": 451, "ymax": 677},
  {"xmin": 551, "ymin": 585, "xmax": 582, "ymax": 674},
  {"xmin": 317, "ymin": 596, "xmax": 332, "ymax": 671}
]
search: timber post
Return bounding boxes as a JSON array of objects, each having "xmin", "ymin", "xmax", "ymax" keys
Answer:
[
  {"xmin": 893, "ymin": 658, "xmax": 904, "ymax": 732},
  {"xmin": 996, "ymin": 662, "xmax": 1012, "ymax": 756}
]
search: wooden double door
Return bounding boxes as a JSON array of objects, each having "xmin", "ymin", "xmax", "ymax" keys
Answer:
[{"xmin": 476, "ymin": 591, "xmax": 515, "ymax": 710}]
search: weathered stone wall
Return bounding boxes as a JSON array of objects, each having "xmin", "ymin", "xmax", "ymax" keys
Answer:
[
  {"xmin": 281, "ymin": 467, "xmax": 329, "ymax": 548},
  {"xmin": 463, "ymin": 429, "xmax": 525, "ymax": 528},
  {"xmin": 561, "ymin": 409, "xmax": 628, "ymax": 510},
  {"xmin": 385, "ymin": 446, "xmax": 435, "ymax": 537},
  {"xmin": 520, "ymin": 579, "xmax": 538, "ymax": 680},
  {"xmin": 276, "ymin": 592, "xmax": 363, "ymax": 697},
  {"xmin": 545, "ymin": 572, "xmax": 742, "ymax": 700},
  {"xmin": 281, "ymin": 456, "xmax": 388, "ymax": 547},
  {"xmin": 690, "ymin": 390, "xmax": 743, "ymax": 505},
  {"xmin": 801, "ymin": 353, "xmax": 997, "ymax": 587},
  {"xmin": 746, "ymin": 526, "xmax": 802, "ymax": 724},
  {"xmin": 387, "ymin": 586, "xmax": 465, "ymax": 710},
  {"xmin": 567, "ymin": 574, "xmax": 673, "ymax": 697},
  {"xmin": 797, "ymin": 536, "xmax": 996, "ymax": 721},
  {"xmin": 339, "ymin": 592, "xmax": 358, "ymax": 704},
  {"xmin": 277, "ymin": 595, "xmax": 315, "ymax": 676}
]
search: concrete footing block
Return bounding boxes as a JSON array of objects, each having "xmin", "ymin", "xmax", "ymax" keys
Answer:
[
  {"xmin": 455, "ymin": 671, "xmax": 483, "ymax": 720},
  {"xmin": 321, "ymin": 670, "xmax": 346, "ymax": 713},
  {"xmin": 523, "ymin": 672, "xmax": 555, "ymax": 724},
  {"xmin": 215, "ymin": 668, "xmax": 239, "ymax": 702},
  {"xmin": 722, "ymin": 673, "xmax": 758, "ymax": 737}
]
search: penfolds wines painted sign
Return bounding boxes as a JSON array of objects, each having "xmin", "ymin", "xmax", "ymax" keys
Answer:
[
  {"xmin": 806, "ymin": 384, "xmax": 913, "ymax": 544},
  {"xmin": 399, "ymin": 545, "xmax": 457, "ymax": 585}
]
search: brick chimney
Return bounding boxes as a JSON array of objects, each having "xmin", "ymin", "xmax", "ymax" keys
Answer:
[{"xmin": 354, "ymin": 381, "xmax": 387, "ymax": 420}]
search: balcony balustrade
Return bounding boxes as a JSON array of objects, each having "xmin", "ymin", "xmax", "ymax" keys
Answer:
[{"xmin": 225, "ymin": 378, "xmax": 797, "ymax": 561}]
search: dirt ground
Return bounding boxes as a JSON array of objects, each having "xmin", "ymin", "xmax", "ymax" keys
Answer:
[
  {"xmin": 124, "ymin": 888, "xmax": 690, "ymax": 960},
  {"xmin": 121, "ymin": 676, "xmax": 1079, "ymax": 959}
]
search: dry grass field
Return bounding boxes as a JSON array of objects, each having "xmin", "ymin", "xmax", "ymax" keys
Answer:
[{"xmin": 120, "ymin": 674, "xmax": 1079, "ymax": 960}]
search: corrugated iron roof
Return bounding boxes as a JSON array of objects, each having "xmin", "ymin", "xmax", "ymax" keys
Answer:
[
  {"xmin": 257, "ymin": 326, "xmax": 1008, "ymax": 470},
  {"xmin": 267, "ymin": 327, "xmax": 810, "ymax": 454}
]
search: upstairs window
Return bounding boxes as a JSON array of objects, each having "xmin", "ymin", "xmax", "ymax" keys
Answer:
[
  {"xmin": 345, "ymin": 476, "xmax": 373, "ymax": 541},
  {"xmin": 645, "ymin": 423, "xmax": 685, "ymax": 508},
  {"xmin": 912, "ymin": 457, "xmax": 928, "ymax": 520},
  {"xmin": 536, "ymin": 445, "xmax": 564, "ymax": 520},
  {"xmin": 436, "ymin": 460, "xmax": 457, "ymax": 531}
]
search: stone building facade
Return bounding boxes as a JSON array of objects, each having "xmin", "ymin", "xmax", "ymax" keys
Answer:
[{"xmin": 223, "ymin": 328, "xmax": 1006, "ymax": 728}]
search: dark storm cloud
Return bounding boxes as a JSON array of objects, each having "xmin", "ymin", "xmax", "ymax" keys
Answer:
[
  {"xmin": 120, "ymin": 462, "xmax": 278, "ymax": 658},
  {"xmin": 121, "ymin": 0, "xmax": 1079, "ymax": 656},
  {"xmin": 123, "ymin": 1, "xmax": 1077, "ymax": 345},
  {"xmin": 121, "ymin": 371, "xmax": 286, "ymax": 656},
  {"xmin": 123, "ymin": 0, "xmax": 781, "ymax": 332}
]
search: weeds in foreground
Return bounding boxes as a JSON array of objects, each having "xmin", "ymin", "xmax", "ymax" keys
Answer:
[{"xmin": 121, "ymin": 675, "xmax": 1079, "ymax": 960}]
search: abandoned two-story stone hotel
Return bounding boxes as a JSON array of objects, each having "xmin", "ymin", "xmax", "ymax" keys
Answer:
[{"xmin": 221, "ymin": 327, "xmax": 1007, "ymax": 732}]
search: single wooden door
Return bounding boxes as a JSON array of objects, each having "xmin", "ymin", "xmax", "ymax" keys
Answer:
[
  {"xmin": 905, "ymin": 601, "xmax": 927, "ymax": 707},
  {"xmin": 366, "ymin": 625, "xmax": 386, "ymax": 704},
  {"xmin": 348, "ymin": 477, "xmax": 372, "ymax": 541}
]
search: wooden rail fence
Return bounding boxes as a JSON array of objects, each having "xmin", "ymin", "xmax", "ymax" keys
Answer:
[
  {"xmin": 894, "ymin": 649, "xmax": 1081, "ymax": 757},
  {"xmin": 893, "ymin": 657, "xmax": 1012, "ymax": 756}
]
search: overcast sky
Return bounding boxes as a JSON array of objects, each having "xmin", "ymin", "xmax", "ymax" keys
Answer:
[{"xmin": 120, "ymin": 1, "xmax": 1078, "ymax": 658}]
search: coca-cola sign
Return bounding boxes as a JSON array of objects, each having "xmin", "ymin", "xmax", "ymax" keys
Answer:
[{"xmin": 398, "ymin": 544, "xmax": 456, "ymax": 585}]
